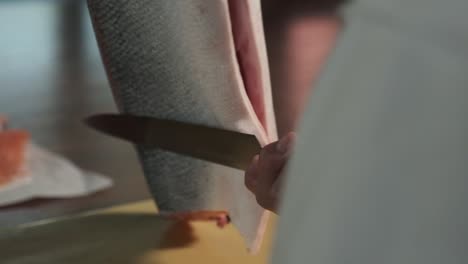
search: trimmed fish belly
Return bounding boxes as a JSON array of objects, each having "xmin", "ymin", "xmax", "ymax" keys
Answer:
[{"xmin": 87, "ymin": 0, "xmax": 277, "ymax": 252}]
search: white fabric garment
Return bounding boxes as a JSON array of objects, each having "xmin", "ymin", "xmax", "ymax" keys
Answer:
[{"xmin": 272, "ymin": 0, "xmax": 468, "ymax": 263}]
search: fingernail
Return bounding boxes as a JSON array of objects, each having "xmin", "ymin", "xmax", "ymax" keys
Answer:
[
  {"xmin": 276, "ymin": 133, "xmax": 295, "ymax": 154},
  {"xmin": 249, "ymin": 154, "xmax": 259, "ymax": 171}
]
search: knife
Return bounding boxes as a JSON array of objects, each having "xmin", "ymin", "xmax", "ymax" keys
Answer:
[{"xmin": 85, "ymin": 114, "xmax": 261, "ymax": 171}]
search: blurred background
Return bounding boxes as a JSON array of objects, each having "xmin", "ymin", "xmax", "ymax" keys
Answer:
[
  {"xmin": 0, "ymin": 0, "xmax": 343, "ymax": 231},
  {"xmin": 0, "ymin": 0, "xmax": 151, "ymax": 226}
]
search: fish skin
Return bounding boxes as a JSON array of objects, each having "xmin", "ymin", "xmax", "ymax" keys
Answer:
[{"xmin": 87, "ymin": 0, "xmax": 276, "ymax": 251}]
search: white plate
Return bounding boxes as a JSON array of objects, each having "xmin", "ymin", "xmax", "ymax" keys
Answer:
[{"xmin": 0, "ymin": 143, "xmax": 113, "ymax": 206}]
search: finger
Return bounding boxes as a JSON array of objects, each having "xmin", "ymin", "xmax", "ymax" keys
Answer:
[
  {"xmin": 261, "ymin": 132, "xmax": 296, "ymax": 156},
  {"xmin": 255, "ymin": 133, "xmax": 296, "ymax": 210},
  {"xmin": 269, "ymin": 181, "xmax": 281, "ymax": 214},
  {"xmin": 244, "ymin": 154, "xmax": 259, "ymax": 192},
  {"xmin": 256, "ymin": 151, "xmax": 287, "ymax": 191},
  {"xmin": 276, "ymin": 132, "xmax": 296, "ymax": 155},
  {"xmin": 258, "ymin": 174, "xmax": 284, "ymax": 213},
  {"xmin": 257, "ymin": 133, "xmax": 295, "ymax": 188},
  {"xmin": 255, "ymin": 155, "xmax": 287, "ymax": 211}
]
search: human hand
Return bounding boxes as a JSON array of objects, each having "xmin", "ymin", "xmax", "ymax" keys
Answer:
[{"xmin": 245, "ymin": 132, "xmax": 296, "ymax": 214}]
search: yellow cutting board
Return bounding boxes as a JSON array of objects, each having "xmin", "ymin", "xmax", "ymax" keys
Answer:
[{"xmin": 0, "ymin": 200, "xmax": 276, "ymax": 264}]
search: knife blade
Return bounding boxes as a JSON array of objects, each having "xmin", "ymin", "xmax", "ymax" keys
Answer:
[{"xmin": 85, "ymin": 114, "xmax": 261, "ymax": 171}]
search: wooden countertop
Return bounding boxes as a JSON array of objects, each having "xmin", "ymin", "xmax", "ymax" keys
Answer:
[{"xmin": 1, "ymin": 200, "xmax": 275, "ymax": 263}]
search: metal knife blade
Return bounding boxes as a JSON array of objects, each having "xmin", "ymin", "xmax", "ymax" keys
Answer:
[{"xmin": 85, "ymin": 114, "xmax": 261, "ymax": 171}]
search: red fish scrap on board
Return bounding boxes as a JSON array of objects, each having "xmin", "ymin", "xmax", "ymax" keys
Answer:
[{"xmin": 162, "ymin": 211, "xmax": 231, "ymax": 228}]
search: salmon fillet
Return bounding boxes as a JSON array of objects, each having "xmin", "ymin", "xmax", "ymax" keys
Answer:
[{"xmin": 0, "ymin": 130, "xmax": 29, "ymax": 186}]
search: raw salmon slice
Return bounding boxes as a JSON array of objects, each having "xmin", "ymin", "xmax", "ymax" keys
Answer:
[{"xmin": 0, "ymin": 130, "xmax": 29, "ymax": 186}]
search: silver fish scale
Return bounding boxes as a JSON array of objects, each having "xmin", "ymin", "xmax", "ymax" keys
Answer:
[{"xmin": 88, "ymin": 0, "xmax": 242, "ymax": 211}]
